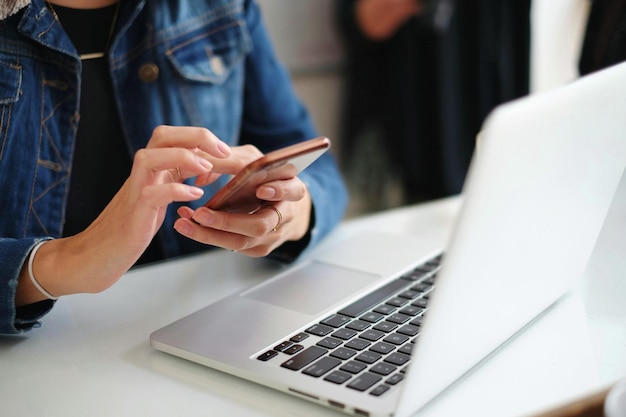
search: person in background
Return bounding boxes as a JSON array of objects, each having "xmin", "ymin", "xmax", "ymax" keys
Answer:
[
  {"xmin": 336, "ymin": 0, "xmax": 530, "ymax": 210},
  {"xmin": 578, "ymin": 0, "xmax": 626, "ymax": 77},
  {"xmin": 0, "ymin": 0, "xmax": 348, "ymax": 335}
]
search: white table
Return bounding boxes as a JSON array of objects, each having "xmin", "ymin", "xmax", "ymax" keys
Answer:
[{"xmin": 2, "ymin": 196, "xmax": 625, "ymax": 417}]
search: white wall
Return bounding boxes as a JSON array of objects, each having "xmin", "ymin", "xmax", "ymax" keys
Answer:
[
  {"xmin": 257, "ymin": 0, "xmax": 346, "ymax": 158},
  {"xmin": 291, "ymin": 73, "xmax": 345, "ymax": 158}
]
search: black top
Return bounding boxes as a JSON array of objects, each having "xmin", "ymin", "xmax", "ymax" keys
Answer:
[{"xmin": 53, "ymin": 4, "xmax": 164, "ymax": 264}]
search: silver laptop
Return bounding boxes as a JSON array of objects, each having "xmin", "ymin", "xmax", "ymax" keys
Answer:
[{"xmin": 150, "ymin": 61, "xmax": 626, "ymax": 417}]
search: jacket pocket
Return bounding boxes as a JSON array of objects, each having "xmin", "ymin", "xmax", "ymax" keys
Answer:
[
  {"xmin": 0, "ymin": 60, "xmax": 21, "ymax": 104},
  {"xmin": 0, "ymin": 60, "xmax": 21, "ymax": 159},
  {"xmin": 164, "ymin": 18, "xmax": 251, "ymax": 84}
]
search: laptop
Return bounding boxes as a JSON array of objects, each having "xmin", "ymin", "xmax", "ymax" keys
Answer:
[{"xmin": 150, "ymin": 61, "xmax": 626, "ymax": 417}]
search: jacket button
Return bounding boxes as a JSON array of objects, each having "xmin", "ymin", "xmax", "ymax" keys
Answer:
[{"xmin": 138, "ymin": 63, "xmax": 159, "ymax": 83}]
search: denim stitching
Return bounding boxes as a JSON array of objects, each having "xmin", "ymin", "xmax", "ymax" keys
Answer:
[
  {"xmin": 111, "ymin": 3, "xmax": 243, "ymax": 69},
  {"xmin": 0, "ymin": 104, "xmax": 10, "ymax": 161},
  {"xmin": 165, "ymin": 20, "xmax": 243, "ymax": 56}
]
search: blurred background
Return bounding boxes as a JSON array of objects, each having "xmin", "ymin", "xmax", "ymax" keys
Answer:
[{"xmin": 256, "ymin": 0, "xmax": 619, "ymax": 218}]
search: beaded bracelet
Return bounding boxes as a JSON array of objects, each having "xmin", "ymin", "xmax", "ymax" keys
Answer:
[{"xmin": 28, "ymin": 241, "xmax": 59, "ymax": 300}]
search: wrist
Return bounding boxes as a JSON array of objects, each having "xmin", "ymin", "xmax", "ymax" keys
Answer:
[
  {"xmin": 16, "ymin": 240, "xmax": 55, "ymax": 306},
  {"xmin": 28, "ymin": 241, "xmax": 59, "ymax": 300}
]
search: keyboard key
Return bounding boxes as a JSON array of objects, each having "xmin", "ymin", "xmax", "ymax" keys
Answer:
[
  {"xmin": 411, "ymin": 299, "xmax": 429, "ymax": 309},
  {"xmin": 317, "ymin": 337, "xmax": 342, "ymax": 349},
  {"xmin": 330, "ymin": 347, "xmax": 357, "ymax": 360},
  {"xmin": 370, "ymin": 362, "xmax": 397, "ymax": 376},
  {"xmin": 398, "ymin": 306, "xmax": 423, "ymax": 316},
  {"xmin": 410, "ymin": 283, "xmax": 431, "ymax": 292},
  {"xmin": 340, "ymin": 360, "xmax": 367, "ymax": 374},
  {"xmin": 398, "ymin": 343, "xmax": 414, "ymax": 355},
  {"xmin": 346, "ymin": 320, "xmax": 371, "ymax": 331},
  {"xmin": 273, "ymin": 341, "xmax": 293, "ymax": 352},
  {"xmin": 360, "ymin": 329, "xmax": 385, "ymax": 341},
  {"xmin": 281, "ymin": 346, "xmax": 328, "ymax": 370},
  {"xmin": 360, "ymin": 312, "xmax": 385, "ymax": 323},
  {"xmin": 257, "ymin": 350, "xmax": 278, "ymax": 361},
  {"xmin": 373, "ymin": 322, "xmax": 398, "ymax": 333},
  {"xmin": 384, "ymin": 352, "xmax": 410, "ymax": 366},
  {"xmin": 306, "ymin": 324, "xmax": 334, "ymax": 337},
  {"xmin": 338, "ymin": 279, "xmax": 411, "ymax": 318},
  {"xmin": 370, "ymin": 342, "xmax": 395, "ymax": 355},
  {"xmin": 324, "ymin": 370, "xmax": 352, "ymax": 384},
  {"xmin": 321, "ymin": 314, "xmax": 352, "ymax": 328},
  {"xmin": 347, "ymin": 372, "xmax": 381, "ymax": 391},
  {"xmin": 373, "ymin": 304, "xmax": 396, "ymax": 315},
  {"xmin": 283, "ymin": 344, "xmax": 304, "ymax": 355},
  {"xmin": 332, "ymin": 328, "xmax": 358, "ymax": 340},
  {"xmin": 290, "ymin": 332, "xmax": 309, "ymax": 342},
  {"xmin": 355, "ymin": 351, "xmax": 382, "ymax": 364},
  {"xmin": 370, "ymin": 384, "xmax": 390, "ymax": 396},
  {"xmin": 398, "ymin": 290, "xmax": 420, "ymax": 299},
  {"xmin": 383, "ymin": 333, "xmax": 410, "ymax": 345},
  {"xmin": 386, "ymin": 297, "xmax": 409, "ymax": 307},
  {"xmin": 386, "ymin": 373, "xmax": 404, "ymax": 385},
  {"xmin": 409, "ymin": 317, "xmax": 424, "ymax": 326},
  {"xmin": 344, "ymin": 338, "xmax": 371, "ymax": 351},
  {"xmin": 423, "ymin": 276, "xmax": 436, "ymax": 285},
  {"xmin": 387, "ymin": 313, "xmax": 411, "ymax": 324},
  {"xmin": 397, "ymin": 324, "xmax": 420, "ymax": 336},
  {"xmin": 303, "ymin": 357, "xmax": 341, "ymax": 377}
]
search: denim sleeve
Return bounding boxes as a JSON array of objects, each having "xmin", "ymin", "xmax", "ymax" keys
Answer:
[
  {"xmin": 240, "ymin": 0, "xmax": 349, "ymax": 261},
  {"xmin": 0, "ymin": 238, "xmax": 56, "ymax": 335}
]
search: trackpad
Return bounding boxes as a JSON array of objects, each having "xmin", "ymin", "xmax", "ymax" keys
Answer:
[{"xmin": 242, "ymin": 261, "xmax": 381, "ymax": 315}]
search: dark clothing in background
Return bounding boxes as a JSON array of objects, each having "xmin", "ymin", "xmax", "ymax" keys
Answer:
[
  {"xmin": 579, "ymin": 0, "xmax": 626, "ymax": 76},
  {"xmin": 336, "ymin": 0, "xmax": 531, "ymax": 205}
]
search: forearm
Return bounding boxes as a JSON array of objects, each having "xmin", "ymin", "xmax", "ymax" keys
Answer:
[{"xmin": 14, "ymin": 235, "xmax": 133, "ymax": 307}]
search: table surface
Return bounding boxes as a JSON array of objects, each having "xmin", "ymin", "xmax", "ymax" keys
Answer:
[{"xmin": 2, "ymin": 196, "xmax": 625, "ymax": 417}]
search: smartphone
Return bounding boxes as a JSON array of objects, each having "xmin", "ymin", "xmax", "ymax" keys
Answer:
[{"xmin": 203, "ymin": 136, "xmax": 331, "ymax": 212}]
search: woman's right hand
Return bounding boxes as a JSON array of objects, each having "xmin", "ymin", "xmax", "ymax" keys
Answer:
[
  {"xmin": 355, "ymin": 0, "xmax": 422, "ymax": 40},
  {"xmin": 15, "ymin": 126, "xmax": 231, "ymax": 306}
]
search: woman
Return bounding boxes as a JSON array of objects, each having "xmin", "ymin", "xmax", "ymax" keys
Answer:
[{"xmin": 0, "ymin": 0, "xmax": 348, "ymax": 334}]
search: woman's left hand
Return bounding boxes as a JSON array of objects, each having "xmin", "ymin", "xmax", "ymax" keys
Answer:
[{"xmin": 174, "ymin": 149, "xmax": 312, "ymax": 257}]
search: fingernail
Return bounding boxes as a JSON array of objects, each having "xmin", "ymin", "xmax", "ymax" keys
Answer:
[
  {"xmin": 197, "ymin": 157, "xmax": 212, "ymax": 170},
  {"xmin": 257, "ymin": 187, "xmax": 275, "ymax": 199},
  {"xmin": 217, "ymin": 141, "xmax": 231, "ymax": 157},
  {"xmin": 189, "ymin": 187, "xmax": 204, "ymax": 197},
  {"xmin": 174, "ymin": 220, "xmax": 193, "ymax": 235}
]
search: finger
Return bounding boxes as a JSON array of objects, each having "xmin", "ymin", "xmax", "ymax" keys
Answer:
[
  {"xmin": 256, "ymin": 177, "xmax": 308, "ymax": 202},
  {"xmin": 131, "ymin": 147, "xmax": 213, "ymax": 185},
  {"xmin": 147, "ymin": 125, "xmax": 231, "ymax": 158},
  {"xmin": 190, "ymin": 207, "xmax": 280, "ymax": 238},
  {"xmin": 173, "ymin": 217, "xmax": 278, "ymax": 257},
  {"xmin": 205, "ymin": 144, "xmax": 264, "ymax": 175},
  {"xmin": 173, "ymin": 217, "xmax": 250, "ymax": 250}
]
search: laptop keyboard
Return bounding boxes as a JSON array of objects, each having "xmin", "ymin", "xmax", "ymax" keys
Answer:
[{"xmin": 256, "ymin": 253, "xmax": 443, "ymax": 397}]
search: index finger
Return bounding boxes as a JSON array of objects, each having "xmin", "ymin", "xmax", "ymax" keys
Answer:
[{"xmin": 147, "ymin": 125, "xmax": 231, "ymax": 158}]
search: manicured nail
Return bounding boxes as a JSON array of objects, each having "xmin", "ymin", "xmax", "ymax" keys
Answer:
[
  {"xmin": 189, "ymin": 187, "xmax": 204, "ymax": 197},
  {"xmin": 197, "ymin": 157, "xmax": 212, "ymax": 170},
  {"xmin": 257, "ymin": 187, "xmax": 275, "ymax": 199},
  {"xmin": 217, "ymin": 141, "xmax": 231, "ymax": 157},
  {"xmin": 174, "ymin": 221, "xmax": 193, "ymax": 235}
]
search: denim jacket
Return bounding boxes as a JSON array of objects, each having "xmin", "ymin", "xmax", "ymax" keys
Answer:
[{"xmin": 0, "ymin": 0, "xmax": 348, "ymax": 334}]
